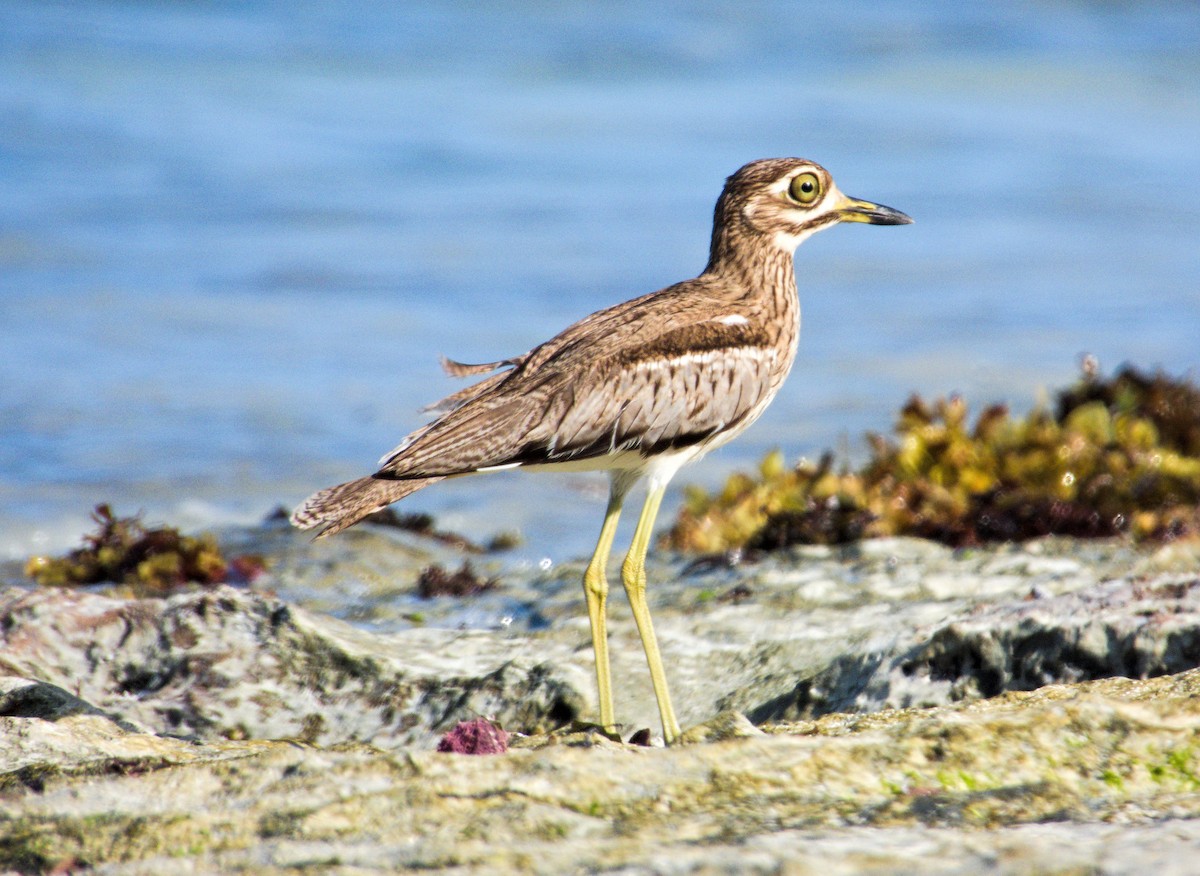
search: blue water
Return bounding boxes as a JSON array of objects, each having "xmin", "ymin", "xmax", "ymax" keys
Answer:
[{"xmin": 3, "ymin": 2, "xmax": 1199, "ymax": 564}]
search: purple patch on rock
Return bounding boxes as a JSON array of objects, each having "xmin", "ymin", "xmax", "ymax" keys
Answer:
[{"xmin": 436, "ymin": 718, "xmax": 509, "ymax": 754}]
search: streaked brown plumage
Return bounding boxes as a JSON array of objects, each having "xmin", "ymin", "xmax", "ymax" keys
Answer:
[{"xmin": 292, "ymin": 158, "xmax": 911, "ymax": 742}]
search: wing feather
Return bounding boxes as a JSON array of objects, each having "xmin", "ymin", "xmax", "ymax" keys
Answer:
[
  {"xmin": 422, "ymin": 370, "xmax": 510, "ymax": 414},
  {"xmin": 439, "ymin": 355, "xmax": 518, "ymax": 378},
  {"xmin": 374, "ymin": 281, "xmax": 787, "ymax": 478}
]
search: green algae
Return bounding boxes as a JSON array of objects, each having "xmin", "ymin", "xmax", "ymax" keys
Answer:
[{"xmin": 667, "ymin": 364, "xmax": 1200, "ymax": 554}]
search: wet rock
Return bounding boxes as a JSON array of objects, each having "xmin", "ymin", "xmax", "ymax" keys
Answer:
[
  {"xmin": 745, "ymin": 573, "xmax": 1200, "ymax": 724},
  {"xmin": 0, "ymin": 676, "xmax": 144, "ymax": 733},
  {"xmin": 0, "ymin": 585, "xmax": 585, "ymax": 748}
]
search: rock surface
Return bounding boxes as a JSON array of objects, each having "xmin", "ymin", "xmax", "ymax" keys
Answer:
[
  {"xmin": 0, "ymin": 586, "xmax": 585, "ymax": 749},
  {"xmin": 749, "ymin": 572, "xmax": 1200, "ymax": 724},
  {"xmin": 2, "ymin": 671, "xmax": 1200, "ymax": 874},
  {"xmin": 2, "ymin": 534, "xmax": 1200, "ymax": 872},
  {"xmin": 9, "ymin": 537, "xmax": 1200, "ymax": 749}
]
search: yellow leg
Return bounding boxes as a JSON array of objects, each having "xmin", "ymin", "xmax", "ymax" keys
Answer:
[
  {"xmin": 583, "ymin": 488, "xmax": 624, "ymax": 731},
  {"xmin": 621, "ymin": 483, "xmax": 682, "ymax": 744}
]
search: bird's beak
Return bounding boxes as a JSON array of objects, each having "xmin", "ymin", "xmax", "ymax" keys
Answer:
[{"xmin": 836, "ymin": 195, "xmax": 913, "ymax": 226}]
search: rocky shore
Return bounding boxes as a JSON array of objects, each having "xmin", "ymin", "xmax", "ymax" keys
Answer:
[{"xmin": 3, "ymin": 532, "xmax": 1200, "ymax": 873}]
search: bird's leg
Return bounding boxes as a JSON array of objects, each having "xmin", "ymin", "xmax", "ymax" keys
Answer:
[
  {"xmin": 582, "ymin": 481, "xmax": 626, "ymax": 732},
  {"xmin": 621, "ymin": 483, "xmax": 682, "ymax": 744}
]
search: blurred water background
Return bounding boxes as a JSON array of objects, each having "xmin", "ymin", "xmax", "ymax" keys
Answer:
[{"xmin": 3, "ymin": 2, "xmax": 1199, "ymax": 567}]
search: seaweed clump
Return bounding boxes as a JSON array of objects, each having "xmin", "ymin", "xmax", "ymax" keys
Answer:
[
  {"xmin": 354, "ymin": 507, "xmax": 521, "ymax": 552},
  {"xmin": 416, "ymin": 562, "xmax": 499, "ymax": 598},
  {"xmin": 25, "ymin": 504, "xmax": 260, "ymax": 597},
  {"xmin": 666, "ymin": 363, "xmax": 1200, "ymax": 553},
  {"xmin": 363, "ymin": 508, "xmax": 488, "ymax": 552}
]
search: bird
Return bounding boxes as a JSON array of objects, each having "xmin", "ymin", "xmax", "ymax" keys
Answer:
[{"xmin": 291, "ymin": 158, "xmax": 912, "ymax": 744}]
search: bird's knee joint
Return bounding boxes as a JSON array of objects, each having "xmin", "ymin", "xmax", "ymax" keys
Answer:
[
  {"xmin": 620, "ymin": 562, "xmax": 646, "ymax": 594},
  {"xmin": 583, "ymin": 567, "xmax": 608, "ymax": 600}
]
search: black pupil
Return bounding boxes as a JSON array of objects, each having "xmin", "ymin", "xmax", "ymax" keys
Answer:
[{"xmin": 801, "ymin": 180, "xmax": 813, "ymax": 193}]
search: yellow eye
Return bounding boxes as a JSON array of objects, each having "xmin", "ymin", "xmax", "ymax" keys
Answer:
[{"xmin": 788, "ymin": 172, "xmax": 821, "ymax": 205}]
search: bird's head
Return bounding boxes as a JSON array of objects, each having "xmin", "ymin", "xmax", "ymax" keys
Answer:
[{"xmin": 711, "ymin": 158, "xmax": 912, "ymax": 259}]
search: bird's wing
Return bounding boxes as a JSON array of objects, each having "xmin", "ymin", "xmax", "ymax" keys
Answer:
[
  {"xmin": 376, "ymin": 279, "xmax": 783, "ymax": 478},
  {"xmin": 528, "ymin": 317, "xmax": 781, "ymax": 461}
]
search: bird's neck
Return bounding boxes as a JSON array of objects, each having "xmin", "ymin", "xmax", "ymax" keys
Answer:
[
  {"xmin": 702, "ymin": 230, "xmax": 802, "ymax": 383},
  {"xmin": 704, "ymin": 232, "xmax": 798, "ymax": 312}
]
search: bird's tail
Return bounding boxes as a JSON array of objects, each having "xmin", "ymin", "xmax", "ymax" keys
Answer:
[{"xmin": 290, "ymin": 475, "xmax": 443, "ymax": 538}]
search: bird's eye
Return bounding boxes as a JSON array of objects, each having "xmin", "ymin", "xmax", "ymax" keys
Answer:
[{"xmin": 788, "ymin": 172, "xmax": 821, "ymax": 206}]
